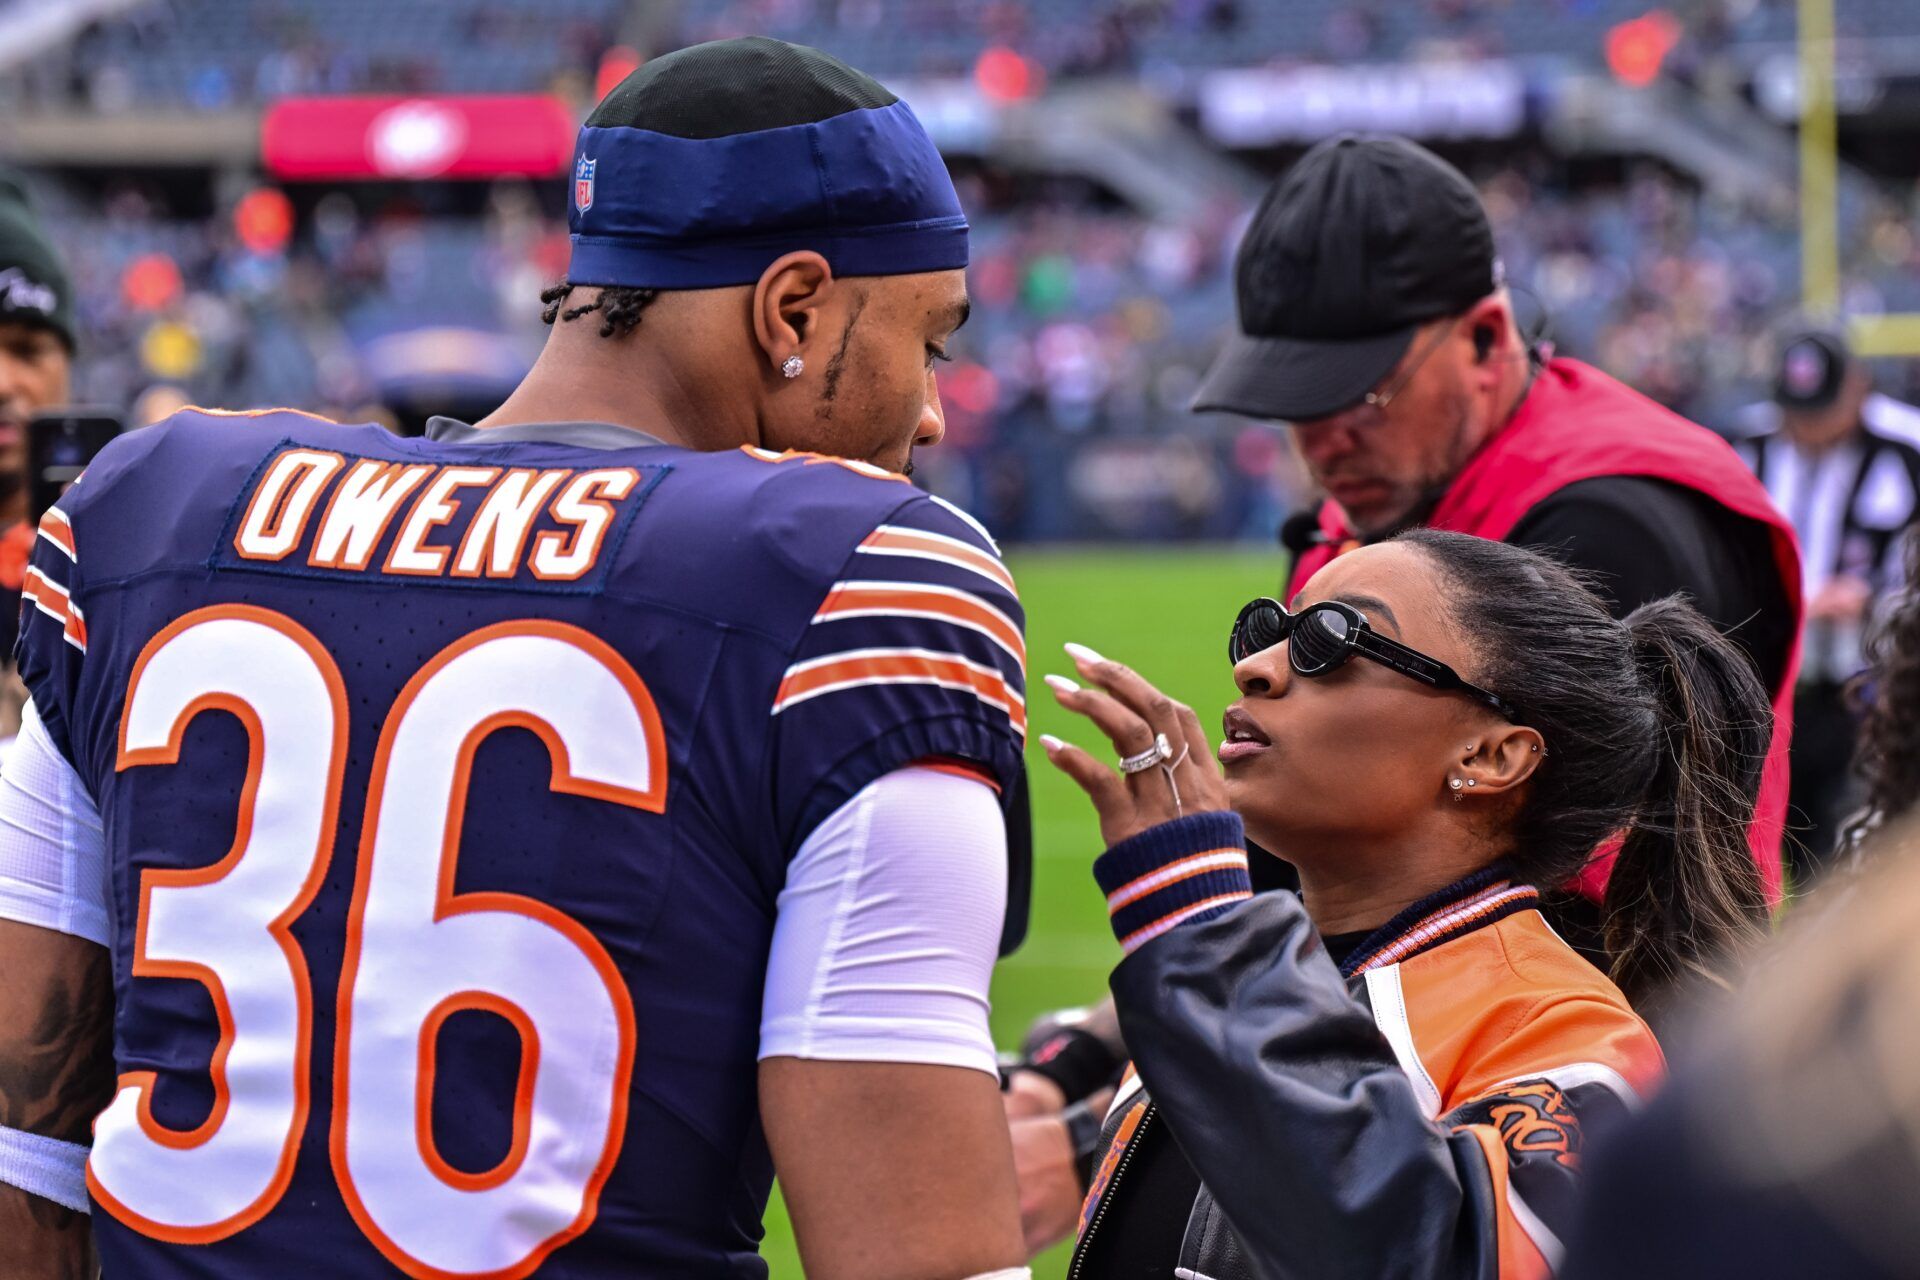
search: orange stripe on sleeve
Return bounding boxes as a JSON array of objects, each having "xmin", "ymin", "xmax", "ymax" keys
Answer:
[
  {"xmin": 774, "ymin": 650, "xmax": 1026, "ymax": 736},
  {"xmin": 858, "ymin": 527, "xmax": 1017, "ymax": 593},
  {"xmin": 37, "ymin": 508, "xmax": 77, "ymax": 560},
  {"xmin": 813, "ymin": 582, "xmax": 1025, "ymax": 665}
]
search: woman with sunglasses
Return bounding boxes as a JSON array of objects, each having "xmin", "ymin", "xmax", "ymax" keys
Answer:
[{"xmin": 1041, "ymin": 529, "xmax": 1771, "ymax": 1280}]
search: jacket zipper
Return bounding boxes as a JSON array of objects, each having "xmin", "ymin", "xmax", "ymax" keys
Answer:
[{"xmin": 1068, "ymin": 1103, "xmax": 1156, "ymax": 1280}]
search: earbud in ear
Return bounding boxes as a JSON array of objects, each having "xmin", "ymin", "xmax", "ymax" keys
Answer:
[{"xmin": 1473, "ymin": 326, "xmax": 1495, "ymax": 364}]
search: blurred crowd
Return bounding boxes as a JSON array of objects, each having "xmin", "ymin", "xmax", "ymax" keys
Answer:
[
  {"xmin": 11, "ymin": 0, "xmax": 1913, "ymax": 116},
  {"xmin": 2, "ymin": 0, "xmax": 621, "ymax": 111},
  {"xmin": 27, "ymin": 150, "xmax": 1920, "ymax": 545}
]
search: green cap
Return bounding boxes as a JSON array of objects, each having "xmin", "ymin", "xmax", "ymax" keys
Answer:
[{"xmin": 0, "ymin": 172, "xmax": 74, "ymax": 352}]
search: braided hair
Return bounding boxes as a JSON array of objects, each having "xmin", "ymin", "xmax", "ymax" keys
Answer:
[
  {"xmin": 1842, "ymin": 527, "xmax": 1920, "ymax": 857},
  {"xmin": 540, "ymin": 282, "xmax": 661, "ymax": 338}
]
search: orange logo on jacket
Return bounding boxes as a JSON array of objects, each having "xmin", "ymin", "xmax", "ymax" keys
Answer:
[{"xmin": 1485, "ymin": 1080, "xmax": 1580, "ymax": 1169}]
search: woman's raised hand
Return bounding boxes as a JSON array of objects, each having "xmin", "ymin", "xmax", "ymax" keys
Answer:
[{"xmin": 1040, "ymin": 642, "xmax": 1230, "ymax": 846}]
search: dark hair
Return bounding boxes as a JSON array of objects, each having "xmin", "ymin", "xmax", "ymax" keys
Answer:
[
  {"xmin": 539, "ymin": 282, "xmax": 661, "ymax": 338},
  {"xmin": 1844, "ymin": 525, "xmax": 1920, "ymax": 854},
  {"xmin": 1397, "ymin": 528, "xmax": 1772, "ymax": 1006}
]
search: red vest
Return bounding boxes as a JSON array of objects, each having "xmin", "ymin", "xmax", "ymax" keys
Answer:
[{"xmin": 1290, "ymin": 358, "xmax": 1802, "ymax": 903}]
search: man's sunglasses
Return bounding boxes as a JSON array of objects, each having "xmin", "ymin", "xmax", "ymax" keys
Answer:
[{"xmin": 1228, "ymin": 597, "xmax": 1517, "ymax": 721}]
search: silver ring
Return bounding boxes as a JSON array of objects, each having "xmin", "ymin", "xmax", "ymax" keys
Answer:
[{"xmin": 1119, "ymin": 732, "xmax": 1174, "ymax": 775}]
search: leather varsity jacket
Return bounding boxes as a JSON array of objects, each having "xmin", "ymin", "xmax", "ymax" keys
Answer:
[{"xmin": 1070, "ymin": 812, "xmax": 1665, "ymax": 1280}]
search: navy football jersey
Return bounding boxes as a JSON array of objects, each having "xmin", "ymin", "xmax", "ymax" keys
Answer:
[{"xmin": 15, "ymin": 408, "xmax": 1029, "ymax": 1278}]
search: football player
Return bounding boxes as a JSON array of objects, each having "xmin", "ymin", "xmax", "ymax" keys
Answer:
[{"xmin": 0, "ymin": 38, "xmax": 1030, "ymax": 1280}]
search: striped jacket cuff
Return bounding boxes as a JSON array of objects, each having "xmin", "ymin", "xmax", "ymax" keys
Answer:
[{"xmin": 1093, "ymin": 812, "xmax": 1252, "ymax": 954}]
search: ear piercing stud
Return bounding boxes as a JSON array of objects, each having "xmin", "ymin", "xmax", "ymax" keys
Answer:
[
  {"xmin": 1450, "ymin": 779, "xmax": 1463, "ymax": 790},
  {"xmin": 781, "ymin": 355, "xmax": 804, "ymax": 378}
]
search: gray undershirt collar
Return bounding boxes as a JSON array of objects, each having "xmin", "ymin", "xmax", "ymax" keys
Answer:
[{"xmin": 424, "ymin": 416, "xmax": 669, "ymax": 451}]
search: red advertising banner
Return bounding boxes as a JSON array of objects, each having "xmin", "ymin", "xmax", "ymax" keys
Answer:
[{"xmin": 262, "ymin": 96, "xmax": 576, "ymax": 180}]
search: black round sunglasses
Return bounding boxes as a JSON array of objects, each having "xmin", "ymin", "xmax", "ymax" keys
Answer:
[{"xmin": 1228, "ymin": 597, "xmax": 1517, "ymax": 722}]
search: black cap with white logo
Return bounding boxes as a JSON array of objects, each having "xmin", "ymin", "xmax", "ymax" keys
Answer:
[
  {"xmin": 1192, "ymin": 134, "xmax": 1498, "ymax": 422},
  {"xmin": 1772, "ymin": 330, "xmax": 1850, "ymax": 411},
  {"xmin": 0, "ymin": 171, "xmax": 74, "ymax": 352}
]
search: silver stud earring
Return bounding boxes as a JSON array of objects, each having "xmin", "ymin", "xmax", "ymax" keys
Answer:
[
  {"xmin": 1466, "ymin": 779, "xmax": 1477, "ymax": 787},
  {"xmin": 781, "ymin": 355, "xmax": 804, "ymax": 379},
  {"xmin": 1531, "ymin": 744, "xmax": 1540, "ymax": 753},
  {"xmin": 1450, "ymin": 779, "xmax": 1463, "ymax": 790}
]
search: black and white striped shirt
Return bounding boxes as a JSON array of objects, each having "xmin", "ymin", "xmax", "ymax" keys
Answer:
[{"xmin": 1739, "ymin": 417, "xmax": 1920, "ymax": 678}]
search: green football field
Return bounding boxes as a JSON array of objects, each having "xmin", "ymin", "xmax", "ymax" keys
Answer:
[{"xmin": 759, "ymin": 545, "xmax": 1289, "ymax": 1278}]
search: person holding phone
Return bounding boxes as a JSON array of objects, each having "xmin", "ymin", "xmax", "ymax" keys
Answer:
[
  {"xmin": 0, "ymin": 173, "xmax": 76, "ymax": 740},
  {"xmin": 1038, "ymin": 530, "xmax": 1771, "ymax": 1278}
]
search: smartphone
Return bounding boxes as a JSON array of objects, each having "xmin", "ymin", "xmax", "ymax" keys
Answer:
[{"xmin": 28, "ymin": 411, "xmax": 122, "ymax": 525}]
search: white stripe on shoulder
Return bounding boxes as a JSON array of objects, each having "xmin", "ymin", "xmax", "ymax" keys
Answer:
[
  {"xmin": 21, "ymin": 568, "xmax": 87, "ymax": 653},
  {"xmin": 1493, "ymin": 1061, "xmax": 1644, "ymax": 1111},
  {"xmin": 927, "ymin": 493, "xmax": 1001, "ymax": 555},
  {"xmin": 36, "ymin": 508, "xmax": 76, "ymax": 562},
  {"xmin": 1507, "ymin": 1188, "xmax": 1566, "ymax": 1271},
  {"xmin": 1106, "ymin": 1070, "xmax": 1145, "ymax": 1121},
  {"xmin": 1364, "ymin": 965, "xmax": 1443, "ymax": 1120}
]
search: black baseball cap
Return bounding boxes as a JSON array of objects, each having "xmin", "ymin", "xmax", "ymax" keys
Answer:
[
  {"xmin": 1193, "ymin": 135, "xmax": 1498, "ymax": 422},
  {"xmin": 0, "ymin": 171, "xmax": 74, "ymax": 352},
  {"xmin": 1773, "ymin": 329, "xmax": 1850, "ymax": 410}
]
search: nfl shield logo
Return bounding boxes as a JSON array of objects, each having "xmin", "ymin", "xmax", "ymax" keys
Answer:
[
  {"xmin": 1783, "ymin": 341, "xmax": 1824, "ymax": 397},
  {"xmin": 574, "ymin": 157, "xmax": 596, "ymax": 213}
]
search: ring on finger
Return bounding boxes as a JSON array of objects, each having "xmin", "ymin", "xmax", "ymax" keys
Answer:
[{"xmin": 1118, "ymin": 733, "xmax": 1174, "ymax": 775}]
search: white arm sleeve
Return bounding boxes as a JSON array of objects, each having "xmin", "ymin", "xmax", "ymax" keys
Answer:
[
  {"xmin": 759, "ymin": 766, "xmax": 1007, "ymax": 1077},
  {"xmin": 0, "ymin": 696, "xmax": 108, "ymax": 945}
]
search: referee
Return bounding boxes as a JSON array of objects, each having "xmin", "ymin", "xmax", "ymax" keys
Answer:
[{"xmin": 1739, "ymin": 330, "xmax": 1920, "ymax": 875}]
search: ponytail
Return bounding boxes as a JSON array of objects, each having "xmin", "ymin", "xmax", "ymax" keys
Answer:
[
  {"xmin": 1605, "ymin": 598, "xmax": 1772, "ymax": 1006},
  {"xmin": 1396, "ymin": 529, "xmax": 1774, "ymax": 1013}
]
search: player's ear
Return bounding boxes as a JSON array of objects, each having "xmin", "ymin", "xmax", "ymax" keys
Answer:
[{"xmin": 753, "ymin": 251, "xmax": 836, "ymax": 378}]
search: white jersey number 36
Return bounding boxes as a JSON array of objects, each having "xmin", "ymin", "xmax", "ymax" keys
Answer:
[{"xmin": 86, "ymin": 606, "xmax": 666, "ymax": 1280}]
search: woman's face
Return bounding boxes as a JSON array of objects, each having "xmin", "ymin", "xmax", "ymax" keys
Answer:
[{"xmin": 1221, "ymin": 542, "xmax": 1504, "ymax": 859}]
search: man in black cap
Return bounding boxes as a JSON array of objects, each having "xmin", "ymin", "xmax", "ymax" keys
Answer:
[
  {"xmin": 1738, "ymin": 329, "xmax": 1920, "ymax": 874},
  {"xmin": 0, "ymin": 39, "xmax": 1031, "ymax": 1280},
  {"xmin": 1001, "ymin": 135, "xmax": 1805, "ymax": 1249},
  {"xmin": 1192, "ymin": 133, "xmax": 1798, "ymax": 896}
]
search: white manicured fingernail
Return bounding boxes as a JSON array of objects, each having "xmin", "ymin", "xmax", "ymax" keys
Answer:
[
  {"xmin": 1064, "ymin": 642, "xmax": 1105, "ymax": 665},
  {"xmin": 1044, "ymin": 674, "xmax": 1081, "ymax": 695},
  {"xmin": 1039, "ymin": 734, "xmax": 1066, "ymax": 751}
]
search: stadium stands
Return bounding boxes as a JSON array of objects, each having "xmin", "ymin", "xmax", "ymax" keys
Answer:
[
  {"xmin": 677, "ymin": 0, "xmax": 1920, "ymax": 80},
  {"xmin": 11, "ymin": 0, "xmax": 1920, "ymax": 111},
  {"xmin": 3, "ymin": 0, "xmax": 1918, "ymax": 548},
  {"xmin": 7, "ymin": 0, "xmax": 622, "ymax": 109},
  {"xmin": 33, "ymin": 144, "xmax": 1916, "ymax": 543}
]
